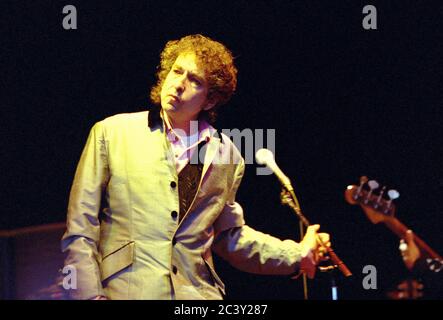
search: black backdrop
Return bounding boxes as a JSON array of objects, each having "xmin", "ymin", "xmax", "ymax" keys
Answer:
[{"xmin": 2, "ymin": 1, "xmax": 442, "ymax": 299}]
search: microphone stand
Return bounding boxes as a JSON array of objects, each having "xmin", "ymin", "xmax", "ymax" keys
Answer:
[
  {"xmin": 280, "ymin": 184, "xmax": 352, "ymax": 300},
  {"xmin": 298, "ymin": 220, "xmax": 309, "ymax": 300}
]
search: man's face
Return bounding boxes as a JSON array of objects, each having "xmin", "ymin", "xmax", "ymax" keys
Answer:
[{"xmin": 160, "ymin": 53, "xmax": 214, "ymax": 124}]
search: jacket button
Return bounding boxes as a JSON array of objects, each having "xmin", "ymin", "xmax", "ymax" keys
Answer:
[
  {"xmin": 171, "ymin": 211, "xmax": 178, "ymax": 219},
  {"xmin": 170, "ymin": 181, "xmax": 177, "ymax": 188},
  {"xmin": 172, "ymin": 265, "xmax": 178, "ymax": 274}
]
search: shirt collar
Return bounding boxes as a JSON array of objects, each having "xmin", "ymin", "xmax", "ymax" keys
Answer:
[{"xmin": 162, "ymin": 110, "xmax": 214, "ymax": 146}]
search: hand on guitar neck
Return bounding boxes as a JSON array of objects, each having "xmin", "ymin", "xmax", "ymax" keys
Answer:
[
  {"xmin": 345, "ymin": 176, "xmax": 443, "ymax": 271},
  {"xmin": 399, "ymin": 230, "xmax": 421, "ymax": 271},
  {"xmin": 345, "ymin": 177, "xmax": 443, "ymax": 299}
]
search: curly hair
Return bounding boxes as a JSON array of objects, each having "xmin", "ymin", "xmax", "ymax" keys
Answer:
[{"xmin": 150, "ymin": 34, "xmax": 237, "ymax": 123}]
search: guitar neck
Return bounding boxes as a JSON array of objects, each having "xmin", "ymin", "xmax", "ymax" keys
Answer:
[{"xmin": 384, "ymin": 217, "xmax": 442, "ymax": 260}]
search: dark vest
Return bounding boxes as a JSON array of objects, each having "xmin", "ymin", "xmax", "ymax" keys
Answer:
[{"xmin": 177, "ymin": 140, "xmax": 207, "ymax": 222}]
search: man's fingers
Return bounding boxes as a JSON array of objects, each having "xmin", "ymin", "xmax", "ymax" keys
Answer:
[
  {"xmin": 399, "ymin": 239, "xmax": 408, "ymax": 253},
  {"xmin": 318, "ymin": 233, "xmax": 330, "ymax": 245},
  {"xmin": 316, "ymin": 233, "xmax": 331, "ymax": 257},
  {"xmin": 405, "ymin": 230, "xmax": 414, "ymax": 245},
  {"xmin": 300, "ymin": 225, "xmax": 333, "ymax": 279},
  {"xmin": 306, "ymin": 224, "xmax": 320, "ymax": 235}
]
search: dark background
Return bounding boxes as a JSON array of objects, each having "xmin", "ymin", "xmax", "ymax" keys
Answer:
[{"xmin": 2, "ymin": 1, "xmax": 442, "ymax": 299}]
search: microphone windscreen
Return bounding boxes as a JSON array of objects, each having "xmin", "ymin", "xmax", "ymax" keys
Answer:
[{"xmin": 255, "ymin": 148, "xmax": 274, "ymax": 165}]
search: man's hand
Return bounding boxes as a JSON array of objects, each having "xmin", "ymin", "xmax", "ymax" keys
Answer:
[
  {"xmin": 399, "ymin": 229, "xmax": 421, "ymax": 271},
  {"xmin": 299, "ymin": 224, "xmax": 331, "ymax": 279}
]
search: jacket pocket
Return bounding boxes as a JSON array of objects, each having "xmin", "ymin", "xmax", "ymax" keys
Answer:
[
  {"xmin": 100, "ymin": 241, "xmax": 135, "ymax": 281},
  {"xmin": 201, "ymin": 254, "xmax": 225, "ymax": 295}
]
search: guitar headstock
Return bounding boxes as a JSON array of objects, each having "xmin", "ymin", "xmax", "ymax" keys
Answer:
[{"xmin": 345, "ymin": 176, "xmax": 399, "ymax": 224}]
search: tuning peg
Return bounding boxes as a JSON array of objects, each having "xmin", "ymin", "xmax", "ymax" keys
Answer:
[
  {"xmin": 386, "ymin": 189, "xmax": 400, "ymax": 210},
  {"xmin": 374, "ymin": 186, "xmax": 386, "ymax": 208},
  {"xmin": 367, "ymin": 180, "xmax": 379, "ymax": 190},
  {"xmin": 388, "ymin": 189, "xmax": 400, "ymax": 200},
  {"xmin": 360, "ymin": 176, "xmax": 369, "ymax": 184},
  {"xmin": 365, "ymin": 180, "xmax": 379, "ymax": 203},
  {"xmin": 355, "ymin": 176, "xmax": 369, "ymax": 200}
]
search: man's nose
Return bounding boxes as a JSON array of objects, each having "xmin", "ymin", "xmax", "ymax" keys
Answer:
[{"xmin": 173, "ymin": 74, "xmax": 186, "ymax": 94}]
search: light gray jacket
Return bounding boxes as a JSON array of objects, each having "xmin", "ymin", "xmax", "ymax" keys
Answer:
[{"xmin": 61, "ymin": 111, "xmax": 303, "ymax": 300}]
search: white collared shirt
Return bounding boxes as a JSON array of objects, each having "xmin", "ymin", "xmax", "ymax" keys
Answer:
[{"xmin": 163, "ymin": 112, "xmax": 213, "ymax": 174}]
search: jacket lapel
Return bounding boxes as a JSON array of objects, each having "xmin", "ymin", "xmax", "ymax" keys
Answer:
[{"xmin": 201, "ymin": 135, "xmax": 220, "ymax": 180}]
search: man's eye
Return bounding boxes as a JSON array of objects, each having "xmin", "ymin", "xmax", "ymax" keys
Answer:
[
  {"xmin": 191, "ymin": 78, "xmax": 201, "ymax": 86},
  {"xmin": 173, "ymin": 69, "xmax": 182, "ymax": 74}
]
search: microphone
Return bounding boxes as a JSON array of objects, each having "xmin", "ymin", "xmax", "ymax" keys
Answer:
[
  {"xmin": 255, "ymin": 148, "xmax": 293, "ymax": 191},
  {"xmin": 255, "ymin": 149, "xmax": 353, "ymax": 277},
  {"xmin": 255, "ymin": 148, "xmax": 307, "ymax": 225}
]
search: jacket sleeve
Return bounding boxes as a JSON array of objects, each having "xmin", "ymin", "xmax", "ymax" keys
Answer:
[
  {"xmin": 60, "ymin": 121, "xmax": 110, "ymax": 299},
  {"xmin": 212, "ymin": 159, "xmax": 303, "ymax": 275}
]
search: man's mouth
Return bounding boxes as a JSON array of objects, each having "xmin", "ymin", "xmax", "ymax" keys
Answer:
[{"xmin": 168, "ymin": 94, "xmax": 180, "ymax": 102}]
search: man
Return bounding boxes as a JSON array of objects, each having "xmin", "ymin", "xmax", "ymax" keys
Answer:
[
  {"xmin": 395, "ymin": 230, "xmax": 442, "ymax": 299},
  {"xmin": 61, "ymin": 34, "xmax": 330, "ymax": 300},
  {"xmin": 399, "ymin": 230, "xmax": 422, "ymax": 271},
  {"xmin": 399, "ymin": 230, "xmax": 442, "ymax": 273}
]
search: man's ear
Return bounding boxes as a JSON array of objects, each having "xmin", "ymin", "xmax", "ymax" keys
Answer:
[{"xmin": 202, "ymin": 100, "xmax": 216, "ymax": 111}]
